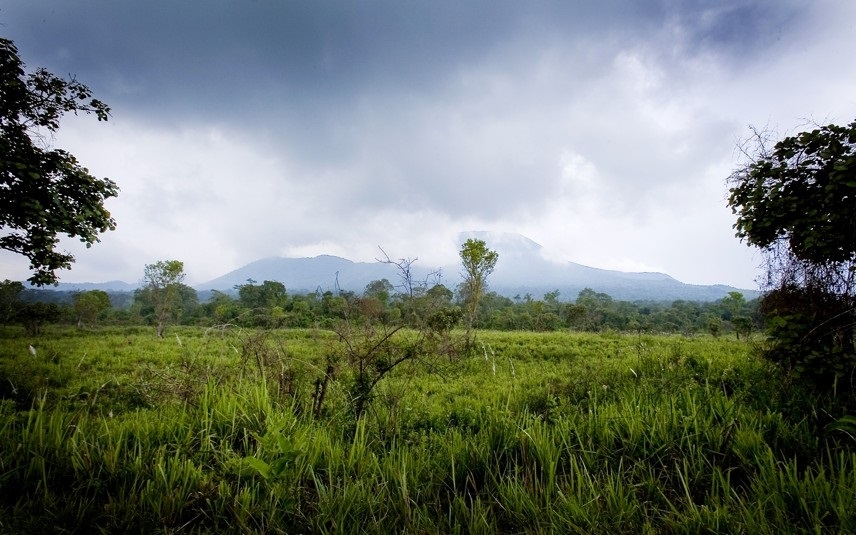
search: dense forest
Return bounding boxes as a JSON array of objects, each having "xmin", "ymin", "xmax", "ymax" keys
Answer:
[{"xmin": 4, "ymin": 278, "xmax": 758, "ymax": 337}]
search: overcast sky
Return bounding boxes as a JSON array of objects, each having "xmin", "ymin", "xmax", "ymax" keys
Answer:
[{"xmin": 2, "ymin": 1, "xmax": 855, "ymax": 289}]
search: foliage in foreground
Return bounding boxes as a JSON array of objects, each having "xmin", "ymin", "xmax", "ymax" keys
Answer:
[
  {"xmin": 728, "ymin": 120, "xmax": 856, "ymax": 388},
  {"xmin": 0, "ymin": 37, "xmax": 117, "ymax": 286},
  {"xmin": 0, "ymin": 327, "xmax": 854, "ymax": 533}
]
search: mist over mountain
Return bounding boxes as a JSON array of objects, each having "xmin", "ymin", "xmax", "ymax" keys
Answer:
[
  {"xmin": 195, "ymin": 232, "xmax": 756, "ymax": 302},
  {"xmin": 35, "ymin": 281, "xmax": 139, "ymax": 293},
  {"xmin": 39, "ymin": 232, "xmax": 755, "ymax": 301},
  {"xmin": 196, "ymin": 255, "xmax": 408, "ymax": 294}
]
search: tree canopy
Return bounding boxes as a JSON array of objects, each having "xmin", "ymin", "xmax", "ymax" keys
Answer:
[
  {"xmin": 728, "ymin": 121, "xmax": 856, "ymax": 384},
  {"xmin": 0, "ymin": 37, "xmax": 118, "ymax": 285},
  {"xmin": 72, "ymin": 289, "xmax": 111, "ymax": 327},
  {"xmin": 459, "ymin": 238, "xmax": 498, "ymax": 337},
  {"xmin": 141, "ymin": 260, "xmax": 187, "ymax": 337},
  {"xmin": 729, "ymin": 121, "xmax": 856, "ymax": 273}
]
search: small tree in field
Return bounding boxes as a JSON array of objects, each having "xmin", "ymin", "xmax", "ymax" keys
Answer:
[
  {"xmin": 728, "ymin": 121, "xmax": 856, "ymax": 386},
  {"xmin": 323, "ymin": 250, "xmax": 463, "ymax": 422},
  {"xmin": 140, "ymin": 260, "xmax": 186, "ymax": 337},
  {"xmin": 459, "ymin": 238, "xmax": 498, "ymax": 344},
  {"xmin": 19, "ymin": 302, "xmax": 60, "ymax": 336},
  {"xmin": 72, "ymin": 289, "xmax": 110, "ymax": 327}
]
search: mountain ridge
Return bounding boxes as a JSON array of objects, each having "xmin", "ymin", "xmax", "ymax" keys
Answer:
[
  {"xmin": 194, "ymin": 232, "xmax": 757, "ymax": 301},
  {"xmin": 40, "ymin": 233, "xmax": 759, "ymax": 302}
]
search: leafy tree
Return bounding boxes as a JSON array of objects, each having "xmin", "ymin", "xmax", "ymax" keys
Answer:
[
  {"xmin": 175, "ymin": 283, "xmax": 200, "ymax": 323},
  {"xmin": 363, "ymin": 279, "xmax": 394, "ymax": 304},
  {"xmin": 72, "ymin": 289, "xmax": 110, "ymax": 327},
  {"xmin": 575, "ymin": 288, "xmax": 613, "ymax": 331},
  {"xmin": 543, "ymin": 290, "xmax": 561, "ymax": 313},
  {"xmin": 140, "ymin": 260, "xmax": 186, "ymax": 337},
  {"xmin": 204, "ymin": 290, "xmax": 239, "ymax": 324},
  {"xmin": 426, "ymin": 283, "xmax": 454, "ymax": 305},
  {"xmin": 730, "ymin": 122, "xmax": 856, "ymax": 267},
  {"xmin": 721, "ymin": 291, "xmax": 752, "ymax": 339},
  {"xmin": 459, "ymin": 238, "xmax": 498, "ymax": 341},
  {"xmin": 361, "ymin": 279, "xmax": 394, "ymax": 323},
  {"xmin": 231, "ymin": 280, "xmax": 287, "ymax": 326},
  {"xmin": 564, "ymin": 303, "xmax": 587, "ymax": 331},
  {"xmin": 135, "ymin": 281, "xmax": 198, "ymax": 330},
  {"xmin": 707, "ymin": 316, "xmax": 722, "ymax": 338},
  {"xmin": 732, "ymin": 316, "xmax": 754, "ymax": 340},
  {"xmin": 0, "ymin": 279, "xmax": 23, "ymax": 323},
  {"xmin": 18, "ymin": 302, "xmax": 60, "ymax": 336},
  {"xmin": 0, "ymin": 38, "xmax": 118, "ymax": 285},
  {"xmin": 728, "ymin": 121, "xmax": 856, "ymax": 384},
  {"xmin": 530, "ymin": 290, "xmax": 563, "ymax": 331},
  {"xmin": 236, "ymin": 279, "xmax": 287, "ymax": 310},
  {"xmin": 720, "ymin": 291, "xmax": 746, "ymax": 320}
]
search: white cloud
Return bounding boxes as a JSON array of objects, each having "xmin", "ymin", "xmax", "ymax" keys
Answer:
[{"xmin": 2, "ymin": 2, "xmax": 854, "ymax": 293}]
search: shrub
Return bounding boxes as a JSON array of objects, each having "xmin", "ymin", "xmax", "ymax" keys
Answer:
[{"xmin": 760, "ymin": 285, "xmax": 856, "ymax": 388}]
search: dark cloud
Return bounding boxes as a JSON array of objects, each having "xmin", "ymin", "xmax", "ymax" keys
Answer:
[
  {"xmin": 5, "ymin": 1, "xmax": 801, "ymax": 117},
  {"xmin": 683, "ymin": 1, "xmax": 796, "ymax": 56},
  {"xmin": 0, "ymin": 0, "xmax": 849, "ymax": 287}
]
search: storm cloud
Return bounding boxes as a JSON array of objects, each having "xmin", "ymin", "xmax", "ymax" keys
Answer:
[{"xmin": 1, "ymin": 1, "xmax": 854, "ymax": 288}]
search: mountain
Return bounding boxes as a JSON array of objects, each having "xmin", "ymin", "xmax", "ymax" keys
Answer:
[
  {"xmin": 461, "ymin": 231, "xmax": 743, "ymax": 301},
  {"xmin": 196, "ymin": 255, "xmax": 410, "ymax": 294},
  {"xmin": 197, "ymin": 232, "xmax": 758, "ymax": 301}
]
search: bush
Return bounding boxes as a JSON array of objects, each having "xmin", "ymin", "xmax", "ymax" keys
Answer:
[{"xmin": 760, "ymin": 285, "xmax": 856, "ymax": 388}]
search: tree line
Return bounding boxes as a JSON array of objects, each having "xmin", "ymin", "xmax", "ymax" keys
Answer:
[{"xmin": 1, "ymin": 276, "xmax": 758, "ymax": 338}]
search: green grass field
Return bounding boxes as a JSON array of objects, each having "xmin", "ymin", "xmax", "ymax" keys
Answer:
[{"xmin": 1, "ymin": 326, "xmax": 854, "ymax": 533}]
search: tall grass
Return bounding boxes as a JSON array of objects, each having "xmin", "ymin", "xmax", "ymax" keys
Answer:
[{"xmin": 0, "ymin": 327, "xmax": 854, "ymax": 533}]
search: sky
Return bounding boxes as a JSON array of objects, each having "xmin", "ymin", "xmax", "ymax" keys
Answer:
[{"xmin": 2, "ymin": 1, "xmax": 855, "ymax": 290}]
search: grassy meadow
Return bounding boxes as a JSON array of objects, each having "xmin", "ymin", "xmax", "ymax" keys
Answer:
[{"xmin": 1, "ymin": 325, "xmax": 855, "ymax": 533}]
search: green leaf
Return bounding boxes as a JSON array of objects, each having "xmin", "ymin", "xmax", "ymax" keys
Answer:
[{"xmin": 239, "ymin": 456, "xmax": 271, "ymax": 479}]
